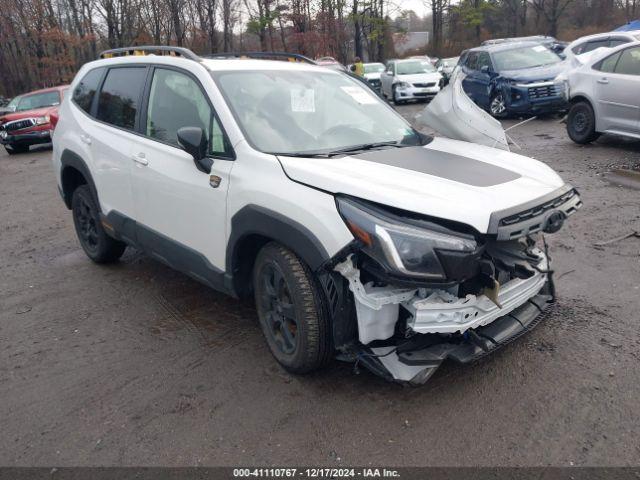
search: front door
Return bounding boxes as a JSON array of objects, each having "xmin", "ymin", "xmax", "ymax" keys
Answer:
[{"xmin": 130, "ymin": 66, "xmax": 235, "ymax": 287}]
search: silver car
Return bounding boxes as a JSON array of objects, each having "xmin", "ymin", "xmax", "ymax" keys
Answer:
[
  {"xmin": 564, "ymin": 41, "xmax": 640, "ymax": 143},
  {"xmin": 380, "ymin": 59, "xmax": 442, "ymax": 105}
]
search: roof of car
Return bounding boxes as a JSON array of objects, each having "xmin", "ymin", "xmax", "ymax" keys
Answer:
[
  {"xmin": 22, "ymin": 85, "xmax": 69, "ymax": 96},
  {"xmin": 567, "ymin": 30, "xmax": 640, "ymax": 46},
  {"xmin": 467, "ymin": 40, "xmax": 547, "ymax": 54}
]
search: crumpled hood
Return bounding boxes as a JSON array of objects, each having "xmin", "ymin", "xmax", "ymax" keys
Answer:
[
  {"xmin": 277, "ymin": 137, "xmax": 565, "ymax": 233},
  {"xmin": 499, "ymin": 62, "xmax": 567, "ymax": 83}
]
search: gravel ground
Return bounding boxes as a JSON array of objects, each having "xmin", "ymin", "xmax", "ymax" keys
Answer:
[{"xmin": 1, "ymin": 105, "xmax": 639, "ymax": 467}]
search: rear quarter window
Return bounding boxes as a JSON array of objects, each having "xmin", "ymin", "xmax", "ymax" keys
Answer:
[
  {"xmin": 96, "ymin": 67, "xmax": 147, "ymax": 130},
  {"xmin": 72, "ymin": 68, "xmax": 105, "ymax": 114}
]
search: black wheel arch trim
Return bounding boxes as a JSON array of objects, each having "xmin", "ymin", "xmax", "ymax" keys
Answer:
[
  {"xmin": 227, "ymin": 205, "xmax": 332, "ymax": 292},
  {"xmin": 60, "ymin": 149, "xmax": 99, "ymax": 210}
]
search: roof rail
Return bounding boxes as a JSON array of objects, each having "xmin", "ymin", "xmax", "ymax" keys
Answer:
[
  {"xmin": 205, "ymin": 52, "xmax": 317, "ymax": 65},
  {"xmin": 98, "ymin": 46, "xmax": 201, "ymax": 61}
]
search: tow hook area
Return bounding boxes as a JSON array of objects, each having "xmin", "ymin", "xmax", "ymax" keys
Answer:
[{"xmin": 334, "ymin": 253, "xmax": 552, "ymax": 385}]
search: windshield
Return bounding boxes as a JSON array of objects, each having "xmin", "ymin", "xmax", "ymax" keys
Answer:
[
  {"xmin": 7, "ymin": 97, "xmax": 20, "ymax": 109},
  {"xmin": 213, "ymin": 69, "xmax": 421, "ymax": 155},
  {"xmin": 492, "ymin": 45, "xmax": 561, "ymax": 70},
  {"xmin": 443, "ymin": 57, "xmax": 459, "ymax": 67},
  {"xmin": 397, "ymin": 61, "xmax": 434, "ymax": 75},
  {"xmin": 364, "ymin": 63, "xmax": 385, "ymax": 73},
  {"xmin": 17, "ymin": 91, "xmax": 60, "ymax": 111}
]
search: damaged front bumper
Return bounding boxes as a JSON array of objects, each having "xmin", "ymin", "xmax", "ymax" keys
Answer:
[
  {"xmin": 333, "ymin": 250, "xmax": 552, "ymax": 385},
  {"xmin": 361, "ymin": 289, "xmax": 552, "ymax": 385}
]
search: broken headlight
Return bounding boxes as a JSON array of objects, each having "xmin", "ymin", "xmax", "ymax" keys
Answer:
[{"xmin": 337, "ymin": 197, "xmax": 479, "ymax": 281}]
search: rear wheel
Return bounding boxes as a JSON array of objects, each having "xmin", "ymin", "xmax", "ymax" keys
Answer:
[
  {"xmin": 72, "ymin": 185, "xmax": 126, "ymax": 263},
  {"xmin": 253, "ymin": 242, "xmax": 332, "ymax": 373},
  {"xmin": 567, "ymin": 101, "xmax": 600, "ymax": 144},
  {"xmin": 4, "ymin": 144, "xmax": 29, "ymax": 155}
]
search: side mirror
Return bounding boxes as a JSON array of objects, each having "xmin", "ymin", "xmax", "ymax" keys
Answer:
[
  {"xmin": 177, "ymin": 126, "xmax": 212, "ymax": 173},
  {"xmin": 480, "ymin": 65, "xmax": 490, "ymax": 73},
  {"xmin": 437, "ymin": 66, "xmax": 443, "ymax": 72}
]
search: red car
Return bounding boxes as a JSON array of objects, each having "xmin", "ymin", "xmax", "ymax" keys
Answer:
[{"xmin": 0, "ymin": 85, "xmax": 69, "ymax": 155}]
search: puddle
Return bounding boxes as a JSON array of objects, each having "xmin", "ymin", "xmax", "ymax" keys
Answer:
[{"xmin": 602, "ymin": 169, "xmax": 640, "ymax": 190}]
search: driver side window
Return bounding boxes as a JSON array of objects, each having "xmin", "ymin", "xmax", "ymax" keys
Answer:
[{"xmin": 146, "ymin": 68, "xmax": 231, "ymax": 157}]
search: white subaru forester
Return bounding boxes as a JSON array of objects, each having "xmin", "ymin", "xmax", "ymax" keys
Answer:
[{"xmin": 53, "ymin": 47, "xmax": 581, "ymax": 385}]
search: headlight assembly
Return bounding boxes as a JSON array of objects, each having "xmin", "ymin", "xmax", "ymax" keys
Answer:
[
  {"xmin": 396, "ymin": 82, "xmax": 411, "ymax": 89},
  {"xmin": 35, "ymin": 115, "xmax": 50, "ymax": 125},
  {"xmin": 337, "ymin": 197, "xmax": 480, "ymax": 281}
]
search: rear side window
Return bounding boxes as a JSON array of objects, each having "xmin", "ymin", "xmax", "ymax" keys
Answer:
[
  {"xmin": 465, "ymin": 53, "xmax": 478, "ymax": 69},
  {"xmin": 97, "ymin": 67, "xmax": 147, "ymax": 130},
  {"xmin": 146, "ymin": 68, "xmax": 232, "ymax": 157},
  {"xmin": 72, "ymin": 68, "xmax": 104, "ymax": 114},
  {"xmin": 597, "ymin": 51, "xmax": 622, "ymax": 72},
  {"xmin": 614, "ymin": 46, "xmax": 640, "ymax": 75}
]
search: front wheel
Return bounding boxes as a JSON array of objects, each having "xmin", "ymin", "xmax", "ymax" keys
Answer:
[
  {"xmin": 566, "ymin": 101, "xmax": 600, "ymax": 144},
  {"xmin": 253, "ymin": 242, "xmax": 332, "ymax": 373},
  {"xmin": 392, "ymin": 85, "xmax": 403, "ymax": 105},
  {"xmin": 489, "ymin": 92, "xmax": 508, "ymax": 118}
]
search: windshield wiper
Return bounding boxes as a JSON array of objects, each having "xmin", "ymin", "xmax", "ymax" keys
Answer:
[
  {"xmin": 326, "ymin": 141, "xmax": 406, "ymax": 155},
  {"xmin": 272, "ymin": 141, "xmax": 407, "ymax": 159}
]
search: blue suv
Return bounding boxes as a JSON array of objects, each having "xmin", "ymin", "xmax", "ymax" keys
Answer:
[{"xmin": 459, "ymin": 42, "xmax": 568, "ymax": 118}]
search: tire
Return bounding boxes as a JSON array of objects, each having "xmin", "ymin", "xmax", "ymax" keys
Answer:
[
  {"xmin": 4, "ymin": 144, "xmax": 29, "ymax": 155},
  {"xmin": 489, "ymin": 92, "xmax": 508, "ymax": 118},
  {"xmin": 392, "ymin": 85, "xmax": 403, "ymax": 105},
  {"xmin": 253, "ymin": 242, "xmax": 332, "ymax": 374},
  {"xmin": 71, "ymin": 185, "xmax": 126, "ymax": 263},
  {"xmin": 567, "ymin": 101, "xmax": 600, "ymax": 144}
]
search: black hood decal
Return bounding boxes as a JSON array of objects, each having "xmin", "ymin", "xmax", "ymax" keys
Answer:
[{"xmin": 353, "ymin": 146, "xmax": 521, "ymax": 187}]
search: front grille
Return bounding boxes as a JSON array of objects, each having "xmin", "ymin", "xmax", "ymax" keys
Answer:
[
  {"xmin": 528, "ymin": 83, "xmax": 560, "ymax": 99},
  {"xmin": 500, "ymin": 189, "xmax": 578, "ymax": 227},
  {"xmin": 413, "ymin": 82, "xmax": 436, "ymax": 88},
  {"xmin": 3, "ymin": 118, "xmax": 36, "ymax": 132},
  {"xmin": 491, "ymin": 188, "xmax": 582, "ymax": 240}
]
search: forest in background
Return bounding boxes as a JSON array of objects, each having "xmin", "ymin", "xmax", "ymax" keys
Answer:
[{"xmin": 0, "ymin": 0, "xmax": 638, "ymax": 96}]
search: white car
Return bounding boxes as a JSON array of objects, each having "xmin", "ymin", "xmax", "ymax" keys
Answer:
[
  {"xmin": 562, "ymin": 41, "xmax": 640, "ymax": 143},
  {"xmin": 563, "ymin": 30, "xmax": 640, "ymax": 65},
  {"xmin": 53, "ymin": 46, "xmax": 581, "ymax": 385},
  {"xmin": 380, "ymin": 59, "xmax": 443, "ymax": 104},
  {"xmin": 362, "ymin": 62, "xmax": 385, "ymax": 91}
]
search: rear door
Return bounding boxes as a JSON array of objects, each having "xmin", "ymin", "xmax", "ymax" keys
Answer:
[
  {"xmin": 593, "ymin": 46, "xmax": 640, "ymax": 134},
  {"xmin": 84, "ymin": 66, "xmax": 148, "ymax": 234},
  {"xmin": 130, "ymin": 65, "xmax": 235, "ymax": 281}
]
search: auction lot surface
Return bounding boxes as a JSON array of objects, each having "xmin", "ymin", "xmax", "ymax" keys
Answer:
[{"xmin": 1, "ymin": 104, "xmax": 640, "ymax": 467}]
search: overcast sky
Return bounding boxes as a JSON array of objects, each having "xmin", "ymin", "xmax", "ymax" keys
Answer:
[{"xmin": 389, "ymin": 0, "xmax": 429, "ymax": 19}]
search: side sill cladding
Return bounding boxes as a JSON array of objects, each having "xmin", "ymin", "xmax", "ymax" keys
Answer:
[
  {"xmin": 60, "ymin": 149, "xmax": 98, "ymax": 210},
  {"xmin": 226, "ymin": 205, "xmax": 331, "ymax": 294}
]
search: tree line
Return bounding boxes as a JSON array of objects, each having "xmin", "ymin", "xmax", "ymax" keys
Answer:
[{"xmin": 0, "ymin": 0, "xmax": 638, "ymax": 96}]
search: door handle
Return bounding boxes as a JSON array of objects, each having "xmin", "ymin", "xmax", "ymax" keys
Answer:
[
  {"xmin": 597, "ymin": 78, "xmax": 609, "ymax": 84},
  {"xmin": 80, "ymin": 134, "xmax": 92, "ymax": 145},
  {"xmin": 131, "ymin": 152, "xmax": 148, "ymax": 166}
]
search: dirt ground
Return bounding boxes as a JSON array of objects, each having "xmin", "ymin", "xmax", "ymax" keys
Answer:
[{"xmin": 1, "ymin": 105, "xmax": 639, "ymax": 467}]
